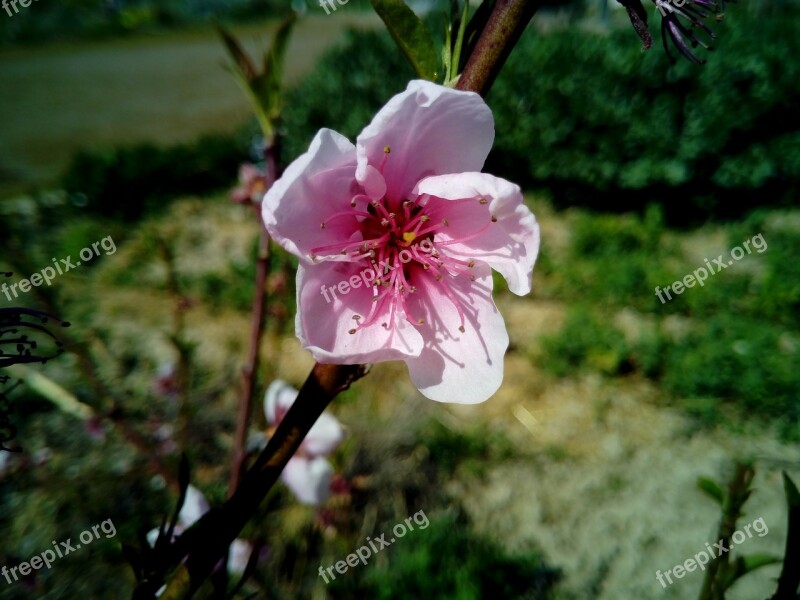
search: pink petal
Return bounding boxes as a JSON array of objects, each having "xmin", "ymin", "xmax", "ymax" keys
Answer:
[
  {"xmin": 304, "ymin": 411, "xmax": 345, "ymax": 457},
  {"xmin": 356, "ymin": 80, "xmax": 494, "ymax": 204},
  {"xmin": 281, "ymin": 456, "xmax": 334, "ymax": 505},
  {"xmin": 263, "ymin": 129, "xmax": 359, "ymax": 262},
  {"xmin": 403, "ymin": 264, "xmax": 508, "ymax": 403},
  {"xmin": 295, "ymin": 261, "xmax": 424, "ymax": 364},
  {"xmin": 414, "ymin": 173, "xmax": 540, "ymax": 295},
  {"xmin": 264, "ymin": 379, "xmax": 299, "ymax": 425},
  {"xmin": 179, "ymin": 485, "xmax": 210, "ymax": 527}
]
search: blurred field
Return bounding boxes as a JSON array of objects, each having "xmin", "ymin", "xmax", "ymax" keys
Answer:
[{"xmin": 0, "ymin": 13, "xmax": 380, "ymax": 196}]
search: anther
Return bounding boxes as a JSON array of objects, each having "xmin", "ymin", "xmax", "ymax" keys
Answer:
[
  {"xmin": 348, "ymin": 329, "xmax": 357, "ymax": 334},
  {"xmin": 479, "ymin": 198, "xmax": 489, "ymax": 204},
  {"xmin": 458, "ymin": 325, "xmax": 465, "ymax": 333},
  {"xmin": 491, "ymin": 216, "xmax": 498, "ymax": 222},
  {"xmin": 468, "ymin": 260, "xmax": 475, "ymax": 268},
  {"xmin": 384, "ymin": 146, "xmax": 391, "ymax": 154}
]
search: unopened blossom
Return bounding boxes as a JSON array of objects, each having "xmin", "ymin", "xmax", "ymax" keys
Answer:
[
  {"xmin": 616, "ymin": 0, "xmax": 734, "ymax": 63},
  {"xmin": 655, "ymin": 0, "xmax": 728, "ymax": 64},
  {"xmin": 263, "ymin": 80, "xmax": 540, "ymax": 403},
  {"xmin": 147, "ymin": 485, "xmax": 251, "ymax": 575},
  {"xmin": 264, "ymin": 380, "xmax": 345, "ymax": 506},
  {"xmin": 230, "ymin": 163, "xmax": 270, "ymax": 205}
]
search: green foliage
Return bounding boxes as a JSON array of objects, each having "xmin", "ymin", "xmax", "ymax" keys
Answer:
[
  {"xmin": 486, "ymin": 4, "xmax": 800, "ymax": 223},
  {"xmin": 369, "ymin": 0, "xmax": 439, "ymax": 80},
  {"xmin": 61, "ymin": 133, "xmax": 246, "ymax": 221},
  {"xmin": 332, "ymin": 514, "xmax": 560, "ymax": 600},
  {"xmin": 539, "ymin": 206, "xmax": 800, "ymax": 439},
  {"xmin": 280, "ymin": 29, "xmax": 412, "ymax": 164},
  {"xmin": 416, "ymin": 420, "xmax": 514, "ymax": 474},
  {"xmin": 657, "ymin": 313, "xmax": 800, "ymax": 439},
  {"xmin": 539, "ymin": 307, "xmax": 632, "ymax": 377}
]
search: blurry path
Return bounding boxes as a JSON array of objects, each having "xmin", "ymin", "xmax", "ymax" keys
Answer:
[{"xmin": 0, "ymin": 14, "xmax": 379, "ymax": 195}]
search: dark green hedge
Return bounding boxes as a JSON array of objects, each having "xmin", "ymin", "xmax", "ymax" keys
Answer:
[{"xmin": 61, "ymin": 5, "xmax": 800, "ymax": 223}]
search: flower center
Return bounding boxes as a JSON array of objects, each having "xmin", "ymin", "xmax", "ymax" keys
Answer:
[{"xmin": 309, "ymin": 153, "xmax": 495, "ymax": 336}]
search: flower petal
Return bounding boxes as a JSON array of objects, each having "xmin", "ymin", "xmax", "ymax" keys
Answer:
[
  {"xmin": 415, "ymin": 173, "xmax": 540, "ymax": 295},
  {"xmin": 264, "ymin": 379, "xmax": 299, "ymax": 425},
  {"xmin": 227, "ymin": 540, "xmax": 253, "ymax": 575},
  {"xmin": 305, "ymin": 411, "xmax": 345, "ymax": 457},
  {"xmin": 295, "ymin": 261, "xmax": 424, "ymax": 364},
  {"xmin": 281, "ymin": 456, "xmax": 334, "ymax": 505},
  {"xmin": 263, "ymin": 128, "xmax": 359, "ymax": 261},
  {"xmin": 356, "ymin": 80, "xmax": 494, "ymax": 203},
  {"xmin": 179, "ymin": 485, "xmax": 210, "ymax": 527},
  {"xmin": 403, "ymin": 264, "xmax": 508, "ymax": 403}
]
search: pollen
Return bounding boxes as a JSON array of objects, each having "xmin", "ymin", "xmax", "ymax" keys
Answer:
[{"xmin": 402, "ymin": 231, "xmax": 417, "ymax": 244}]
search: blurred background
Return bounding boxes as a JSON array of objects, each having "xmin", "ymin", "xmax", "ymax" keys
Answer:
[{"xmin": 1, "ymin": 0, "xmax": 798, "ymax": 598}]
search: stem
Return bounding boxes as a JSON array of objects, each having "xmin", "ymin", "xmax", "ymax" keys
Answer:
[
  {"xmin": 227, "ymin": 139, "xmax": 280, "ymax": 494},
  {"xmin": 139, "ymin": 363, "xmax": 368, "ymax": 599},
  {"xmin": 697, "ymin": 463, "xmax": 755, "ymax": 600},
  {"xmin": 456, "ymin": 0, "xmax": 538, "ymax": 97}
]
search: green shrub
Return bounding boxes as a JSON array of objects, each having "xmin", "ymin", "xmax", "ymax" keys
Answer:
[
  {"xmin": 539, "ymin": 307, "xmax": 632, "ymax": 376},
  {"xmin": 486, "ymin": 3, "xmax": 800, "ymax": 223},
  {"xmin": 61, "ymin": 133, "xmax": 246, "ymax": 221},
  {"xmin": 280, "ymin": 29, "xmax": 412, "ymax": 164},
  {"xmin": 330, "ymin": 514, "xmax": 560, "ymax": 600},
  {"xmin": 656, "ymin": 313, "xmax": 800, "ymax": 439}
]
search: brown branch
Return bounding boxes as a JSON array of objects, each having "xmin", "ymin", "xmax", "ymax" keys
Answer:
[
  {"xmin": 456, "ymin": 0, "xmax": 538, "ymax": 97},
  {"xmin": 139, "ymin": 362, "xmax": 368, "ymax": 599},
  {"xmin": 228, "ymin": 138, "xmax": 281, "ymax": 494},
  {"xmin": 228, "ymin": 227, "xmax": 270, "ymax": 493}
]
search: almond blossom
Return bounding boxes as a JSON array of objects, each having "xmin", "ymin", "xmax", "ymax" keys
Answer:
[
  {"xmin": 263, "ymin": 80, "xmax": 540, "ymax": 404},
  {"xmin": 264, "ymin": 380, "xmax": 345, "ymax": 506}
]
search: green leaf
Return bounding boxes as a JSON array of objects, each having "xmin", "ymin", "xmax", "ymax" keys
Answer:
[
  {"xmin": 442, "ymin": 18, "xmax": 452, "ymax": 83},
  {"xmin": 217, "ymin": 14, "xmax": 296, "ymax": 141},
  {"xmin": 724, "ymin": 554, "xmax": 782, "ymax": 589},
  {"xmin": 263, "ymin": 13, "xmax": 297, "ymax": 116},
  {"xmin": 771, "ymin": 472, "xmax": 800, "ymax": 599},
  {"xmin": 698, "ymin": 476, "xmax": 725, "ymax": 506},
  {"xmin": 370, "ymin": 0, "xmax": 438, "ymax": 81},
  {"xmin": 450, "ymin": 0, "xmax": 469, "ymax": 85},
  {"xmin": 215, "ymin": 22, "xmax": 257, "ymax": 81}
]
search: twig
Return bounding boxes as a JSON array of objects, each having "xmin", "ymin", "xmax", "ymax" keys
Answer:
[{"xmin": 456, "ymin": 0, "xmax": 538, "ymax": 97}]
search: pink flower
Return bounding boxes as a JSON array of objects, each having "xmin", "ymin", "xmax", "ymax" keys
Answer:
[
  {"xmin": 263, "ymin": 80, "xmax": 540, "ymax": 404},
  {"xmin": 264, "ymin": 380, "xmax": 345, "ymax": 505},
  {"xmin": 230, "ymin": 163, "xmax": 270, "ymax": 205},
  {"xmin": 147, "ymin": 485, "xmax": 251, "ymax": 575}
]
